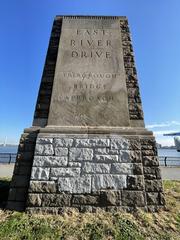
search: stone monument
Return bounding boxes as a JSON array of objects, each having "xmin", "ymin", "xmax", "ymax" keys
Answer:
[{"xmin": 7, "ymin": 16, "xmax": 165, "ymax": 213}]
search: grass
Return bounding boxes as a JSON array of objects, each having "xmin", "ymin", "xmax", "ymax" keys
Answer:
[{"xmin": 0, "ymin": 179, "xmax": 179, "ymax": 240}]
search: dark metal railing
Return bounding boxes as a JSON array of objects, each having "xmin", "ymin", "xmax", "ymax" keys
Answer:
[
  {"xmin": 158, "ymin": 156, "xmax": 180, "ymax": 166},
  {"xmin": 0, "ymin": 153, "xmax": 17, "ymax": 164}
]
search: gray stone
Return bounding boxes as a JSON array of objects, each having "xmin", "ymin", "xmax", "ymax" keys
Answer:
[
  {"xmin": 127, "ymin": 175, "xmax": 144, "ymax": 190},
  {"xmin": 50, "ymin": 168, "xmax": 80, "ymax": 179},
  {"xmin": 54, "ymin": 147, "xmax": 68, "ymax": 156},
  {"xmin": 42, "ymin": 193, "xmax": 71, "ymax": 207},
  {"xmin": 146, "ymin": 192, "xmax": 159, "ymax": 205},
  {"xmin": 31, "ymin": 167, "xmax": 50, "ymax": 180},
  {"xmin": 94, "ymin": 148, "xmax": 107, "ymax": 154},
  {"xmin": 29, "ymin": 181, "xmax": 56, "ymax": 193},
  {"xmin": 54, "ymin": 138, "xmax": 73, "ymax": 147},
  {"xmin": 120, "ymin": 150, "xmax": 141, "ymax": 163},
  {"xmin": 35, "ymin": 144, "xmax": 54, "ymax": 156},
  {"xmin": 36, "ymin": 138, "xmax": 53, "ymax": 144},
  {"xmin": 33, "ymin": 156, "xmax": 68, "ymax": 167},
  {"xmin": 58, "ymin": 176, "xmax": 91, "ymax": 193},
  {"xmin": 100, "ymin": 190, "xmax": 121, "ymax": 206},
  {"xmin": 72, "ymin": 195, "xmax": 99, "ymax": 205},
  {"xmin": 145, "ymin": 180, "xmax": 163, "ymax": 192},
  {"xmin": 69, "ymin": 148, "xmax": 93, "ymax": 161},
  {"xmin": 122, "ymin": 191, "xmax": 145, "ymax": 207},
  {"xmin": 133, "ymin": 163, "xmax": 143, "ymax": 175},
  {"xmin": 111, "ymin": 163, "xmax": 133, "ymax": 174},
  {"xmin": 92, "ymin": 175, "xmax": 126, "ymax": 191},
  {"xmin": 111, "ymin": 138, "xmax": 129, "ymax": 150},
  {"xmin": 27, "ymin": 193, "xmax": 42, "ymax": 207},
  {"xmin": 94, "ymin": 154, "xmax": 118, "ymax": 162},
  {"xmin": 82, "ymin": 162, "xmax": 110, "ymax": 174},
  {"xmin": 74, "ymin": 138, "xmax": 109, "ymax": 147},
  {"xmin": 143, "ymin": 156, "xmax": 159, "ymax": 166},
  {"xmin": 68, "ymin": 162, "xmax": 81, "ymax": 167}
]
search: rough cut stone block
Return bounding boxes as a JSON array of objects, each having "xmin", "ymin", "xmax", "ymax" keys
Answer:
[
  {"xmin": 92, "ymin": 175, "xmax": 126, "ymax": 191},
  {"xmin": 94, "ymin": 148, "xmax": 107, "ymax": 154},
  {"xmin": 128, "ymin": 139, "xmax": 141, "ymax": 150},
  {"xmin": 111, "ymin": 138, "xmax": 129, "ymax": 150},
  {"xmin": 54, "ymin": 147, "xmax": 68, "ymax": 156},
  {"xmin": 31, "ymin": 167, "xmax": 50, "ymax": 180},
  {"xmin": 145, "ymin": 180, "xmax": 163, "ymax": 192},
  {"xmin": 35, "ymin": 144, "xmax": 54, "ymax": 156},
  {"xmin": 142, "ymin": 156, "xmax": 159, "ymax": 166},
  {"xmin": 94, "ymin": 155, "xmax": 118, "ymax": 162},
  {"xmin": 27, "ymin": 193, "xmax": 42, "ymax": 207},
  {"xmin": 146, "ymin": 192, "xmax": 159, "ymax": 205},
  {"xmin": 133, "ymin": 163, "xmax": 143, "ymax": 175},
  {"xmin": 74, "ymin": 138, "xmax": 109, "ymax": 147},
  {"xmin": 33, "ymin": 156, "xmax": 68, "ymax": 167},
  {"xmin": 50, "ymin": 168, "xmax": 80, "ymax": 179},
  {"xmin": 72, "ymin": 194, "xmax": 99, "ymax": 205},
  {"xmin": 36, "ymin": 138, "xmax": 53, "ymax": 144},
  {"xmin": 127, "ymin": 175, "xmax": 144, "ymax": 190},
  {"xmin": 54, "ymin": 138, "xmax": 73, "ymax": 147},
  {"xmin": 122, "ymin": 191, "xmax": 145, "ymax": 207},
  {"xmin": 42, "ymin": 193, "xmax": 71, "ymax": 207},
  {"xmin": 68, "ymin": 162, "xmax": 81, "ymax": 167},
  {"xmin": 58, "ymin": 177, "xmax": 91, "ymax": 193},
  {"xmin": 111, "ymin": 163, "xmax": 133, "ymax": 174},
  {"xmin": 100, "ymin": 190, "xmax": 121, "ymax": 206},
  {"xmin": 108, "ymin": 149, "xmax": 119, "ymax": 155},
  {"xmin": 69, "ymin": 148, "xmax": 93, "ymax": 161},
  {"xmin": 29, "ymin": 181, "xmax": 56, "ymax": 193},
  {"xmin": 120, "ymin": 150, "xmax": 141, "ymax": 163},
  {"xmin": 82, "ymin": 162, "xmax": 110, "ymax": 174}
]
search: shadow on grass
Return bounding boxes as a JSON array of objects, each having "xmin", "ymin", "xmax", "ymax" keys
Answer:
[{"xmin": 0, "ymin": 178, "xmax": 11, "ymax": 209}]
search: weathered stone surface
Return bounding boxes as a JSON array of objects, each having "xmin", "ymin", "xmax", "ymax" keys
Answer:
[
  {"xmin": 92, "ymin": 175, "xmax": 126, "ymax": 191},
  {"xmin": 143, "ymin": 156, "xmax": 159, "ymax": 166},
  {"xmin": 33, "ymin": 156, "xmax": 68, "ymax": 167},
  {"xmin": 146, "ymin": 192, "xmax": 159, "ymax": 205},
  {"xmin": 42, "ymin": 193, "xmax": 71, "ymax": 207},
  {"xmin": 31, "ymin": 167, "xmax": 50, "ymax": 180},
  {"xmin": 54, "ymin": 138, "xmax": 73, "ymax": 147},
  {"xmin": 133, "ymin": 163, "xmax": 143, "ymax": 175},
  {"xmin": 54, "ymin": 147, "xmax": 68, "ymax": 156},
  {"xmin": 145, "ymin": 180, "xmax": 163, "ymax": 192},
  {"xmin": 108, "ymin": 149, "xmax": 119, "ymax": 155},
  {"xmin": 111, "ymin": 163, "xmax": 133, "ymax": 174},
  {"xmin": 27, "ymin": 194, "xmax": 42, "ymax": 207},
  {"xmin": 122, "ymin": 191, "xmax": 145, "ymax": 207},
  {"xmin": 128, "ymin": 139, "xmax": 141, "ymax": 150},
  {"xmin": 100, "ymin": 190, "xmax": 121, "ymax": 206},
  {"xmin": 29, "ymin": 181, "xmax": 56, "ymax": 193},
  {"xmin": 58, "ymin": 177, "xmax": 91, "ymax": 193},
  {"xmin": 36, "ymin": 138, "xmax": 53, "ymax": 144},
  {"xmin": 35, "ymin": 144, "xmax": 54, "ymax": 155},
  {"xmin": 82, "ymin": 162, "xmax": 110, "ymax": 174},
  {"xmin": 72, "ymin": 195, "xmax": 99, "ymax": 205},
  {"xmin": 94, "ymin": 154, "xmax": 118, "ymax": 162},
  {"xmin": 69, "ymin": 148, "xmax": 93, "ymax": 161},
  {"xmin": 111, "ymin": 138, "xmax": 129, "ymax": 150},
  {"xmin": 94, "ymin": 148, "xmax": 107, "ymax": 154},
  {"xmin": 127, "ymin": 175, "xmax": 144, "ymax": 190},
  {"xmin": 50, "ymin": 168, "xmax": 80, "ymax": 178},
  {"xmin": 120, "ymin": 150, "xmax": 141, "ymax": 163},
  {"xmin": 74, "ymin": 139, "xmax": 109, "ymax": 147},
  {"xmin": 68, "ymin": 162, "xmax": 81, "ymax": 167}
]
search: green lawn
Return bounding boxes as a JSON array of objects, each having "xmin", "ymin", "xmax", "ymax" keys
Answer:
[{"xmin": 0, "ymin": 179, "xmax": 179, "ymax": 240}]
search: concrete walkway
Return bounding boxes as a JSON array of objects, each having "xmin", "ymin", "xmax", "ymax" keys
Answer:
[{"xmin": 0, "ymin": 164, "xmax": 180, "ymax": 180}]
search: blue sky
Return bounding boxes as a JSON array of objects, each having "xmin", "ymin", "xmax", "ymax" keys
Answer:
[{"xmin": 0, "ymin": 0, "xmax": 180, "ymax": 146}]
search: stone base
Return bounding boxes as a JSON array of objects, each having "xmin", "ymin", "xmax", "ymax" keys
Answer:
[{"xmin": 23, "ymin": 132, "xmax": 165, "ymax": 212}]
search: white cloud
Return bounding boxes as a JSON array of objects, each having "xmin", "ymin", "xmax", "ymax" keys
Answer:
[{"xmin": 147, "ymin": 120, "xmax": 180, "ymax": 129}]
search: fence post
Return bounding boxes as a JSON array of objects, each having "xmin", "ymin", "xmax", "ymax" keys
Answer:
[
  {"xmin": 164, "ymin": 157, "xmax": 167, "ymax": 167},
  {"xmin": 8, "ymin": 154, "xmax": 11, "ymax": 164}
]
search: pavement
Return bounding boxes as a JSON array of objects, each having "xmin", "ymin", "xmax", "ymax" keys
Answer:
[{"xmin": 0, "ymin": 164, "xmax": 180, "ymax": 180}]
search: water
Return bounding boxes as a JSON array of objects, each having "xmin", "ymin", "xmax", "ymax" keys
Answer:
[{"xmin": 0, "ymin": 146, "xmax": 18, "ymax": 163}]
